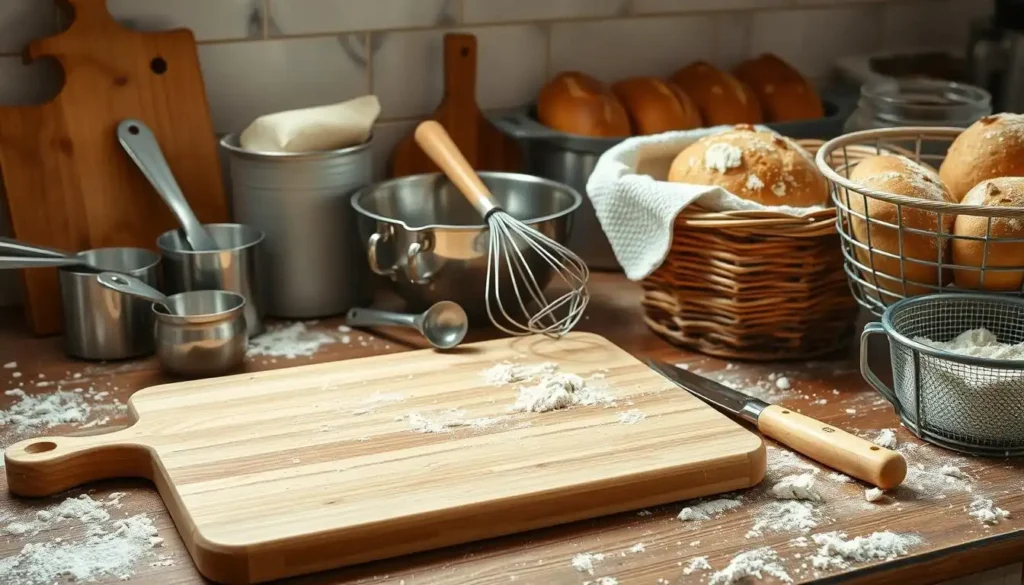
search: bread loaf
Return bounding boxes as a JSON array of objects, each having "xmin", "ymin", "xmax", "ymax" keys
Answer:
[
  {"xmin": 536, "ymin": 72, "xmax": 631, "ymax": 137},
  {"xmin": 733, "ymin": 54, "xmax": 824, "ymax": 122},
  {"xmin": 610, "ymin": 77, "xmax": 702, "ymax": 134},
  {"xmin": 847, "ymin": 155, "xmax": 955, "ymax": 301},
  {"xmin": 670, "ymin": 62, "xmax": 763, "ymax": 126},
  {"xmin": 667, "ymin": 124, "xmax": 826, "ymax": 208},
  {"xmin": 939, "ymin": 113, "xmax": 1024, "ymax": 201},
  {"xmin": 952, "ymin": 177, "xmax": 1024, "ymax": 291}
]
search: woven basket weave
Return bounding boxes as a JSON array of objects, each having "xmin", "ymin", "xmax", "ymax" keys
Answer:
[{"xmin": 641, "ymin": 139, "xmax": 871, "ymax": 361}]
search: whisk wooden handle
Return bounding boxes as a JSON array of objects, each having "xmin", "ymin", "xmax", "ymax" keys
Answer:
[{"xmin": 414, "ymin": 120, "xmax": 499, "ymax": 217}]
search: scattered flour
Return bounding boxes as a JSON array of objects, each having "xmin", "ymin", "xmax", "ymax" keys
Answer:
[
  {"xmin": 683, "ymin": 556, "xmax": 712, "ymax": 575},
  {"xmin": 810, "ymin": 531, "xmax": 923, "ymax": 570},
  {"xmin": 811, "ymin": 398, "xmax": 828, "ymax": 406},
  {"xmin": 616, "ymin": 409, "xmax": 646, "ymax": 425},
  {"xmin": 746, "ymin": 501, "xmax": 818, "ymax": 538},
  {"xmin": 352, "ymin": 392, "xmax": 406, "ymax": 415},
  {"xmin": 483, "ymin": 362, "xmax": 558, "ymax": 386},
  {"xmin": 771, "ymin": 474, "xmax": 821, "ymax": 502},
  {"xmin": 3, "ymin": 361, "xmax": 15, "ymax": 368},
  {"xmin": 703, "ymin": 143, "xmax": 743, "ymax": 173},
  {"xmin": 968, "ymin": 497, "xmax": 1010, "ymax": 524},
  {"xmin": 827, "ymin": 472, "xmax": 852, "ymax": 483},
  {"xmin": 247, "ymin": 322, "xmax": 338, "ymax": 358},
  {"xmin": 708, "ymin": 548, "xmax": 792, "ymax": 585},
  {"xmin": 744, "ymin": 174, "xmax": 765, "ymax": 191},
  {"xmin": 636, "ymin": 509, "xmax": 652, "ymax": 517},
  {"xmin": 509, "ymin": 373, "xmax": 614, "ymax": 413},
  {"xmin": 865, "ymin": 488, "xmax": 885, "ymax": 502},
  {"xmin": 571, "ymin": 552, "xmax": 605, "ymax": 575},
  {"xmin": 1, "ymin": 389, "xmax": 90, "ymax": 429},
  {"xmin": 767, "ymin": 447, "xmax": 819, "ymax": 475},
  {"xmin": 677, "ymin": 498, "xmax": 743, "ymax": 522},
  {"xmin": 629, "ymin": 543, "xmax": 645, "ymax": 554},
  {"xmin": 585, "ymin": 578, "xmax": 618, "ymax": 585},
  {"xmin": 914, "ymin": 327, "xmax": 1024, "ymax": 360},
  {"xmin": 774, "ymin": 376, "xmax": 791, "ymax": 390},
  {"xmin": 939, "ymin": 464, "xmax": 968, "ymax": 480},
  {"xmin": 873, "ymin": 429, "xmax": 898, "ymax": 449},
  {"xmin": 844, "ymin": 408, "xmax": 857, "ymax": 415},
  {"xmin": 404, "ymin": 410, "xmax": 506, "ymax": 433}
]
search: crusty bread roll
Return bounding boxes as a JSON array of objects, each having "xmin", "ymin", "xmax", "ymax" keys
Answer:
[
  {"xmin": 847, "ymin": 155, "xmax": 955, "ymax": 301},
  {"xmin": 939, "ymin": 113, "xmax": 1024, "ymax": 202},
  {"xmin": 669, "ymin": 62, "xmax": 763, "ymax": 126},
  {"xmin": 733, "ymin": 53, "xmax": 824, "ymax": 123},
  {"xmin": 667, "ymin": 124, "xmax": 826, "ymax": 207},
  {"xmin": 536, "ymin": 71, "xmax": 631, "ymax": 137},
  {"xmin": 610, "ymin": 77, "xmax": 702, "ymax": 134},
  {"xmin": 952, "ymin": 177, "xmax": 1024, "ymax": 291}
]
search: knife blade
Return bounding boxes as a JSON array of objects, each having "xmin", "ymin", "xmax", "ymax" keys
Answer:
[{"xmin": 648, "ymin": 359, "xmax": 906, "ymax": 489}]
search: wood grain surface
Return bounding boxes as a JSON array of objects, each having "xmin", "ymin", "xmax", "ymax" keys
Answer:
[
  {"xmin": 2, "ymin": 273, "xmax": 1024, "ymax": 585},
  {"xmin": 389, "ymin": 33, "xmax": 521, "ymax": 178},
  {"xmin": 0, "ymin": 0, "xmax": 229, "ymax": 335}
]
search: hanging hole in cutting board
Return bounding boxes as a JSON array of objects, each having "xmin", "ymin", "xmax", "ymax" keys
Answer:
[
  {"xmin": 25, "ymin": 441, "xmax": 57, "ymax": 454},
  {"xmin": 150, "ymin": 57, "xmax": 168, "ymax": 75}
]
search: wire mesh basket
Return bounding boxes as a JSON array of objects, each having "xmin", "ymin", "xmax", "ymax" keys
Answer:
[
  {"xmin": 815, "ymin": 126, "xmax": 1024, "ymax": 316},
  {"xmin": 862, "ymin": 293, "xmax": 1024, "ymax": 456}
]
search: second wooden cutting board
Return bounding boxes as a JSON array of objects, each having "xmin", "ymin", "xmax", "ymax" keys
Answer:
[{"xmin": 5, "ymin": 332, "xmax": 765, "ymax": 584}]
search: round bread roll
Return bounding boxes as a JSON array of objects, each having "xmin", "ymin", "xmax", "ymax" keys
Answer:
[
  {"xmin": 939, "ymin": 113, "xmax": 1024, "ymax": 202},
  {"xmin": 847, "ymin": 155, "xmax": 955, "ymax": 301},
  {"xmin": 536, "ymin": 71, "xmax": 631, "ymax": 137},
  {"xmin": 952, "ymin": 177, "xmax": 1024, "ymax": 291},
  {"xmin": 667, "ymin": 124, "xmax": 827, "ymax": 207},
  {"xmin": 733, "ymin": 53, "xmax": 824, "ymax": 122},
  {"xmin": 610, "ymin": 77, "xmax": 702, "ymax": 134},
  {"xmin": 669, "ymin": 61, "xmax": 763, "ymax": 126}
]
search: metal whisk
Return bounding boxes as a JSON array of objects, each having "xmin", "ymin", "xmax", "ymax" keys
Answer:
[{"xmin": 414, "ymin": 121, "xmax": 589, "ymax": 337}]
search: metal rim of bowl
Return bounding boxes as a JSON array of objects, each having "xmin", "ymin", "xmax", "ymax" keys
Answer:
[
  {"xmin": 153, "ymin": 290, "xmax": 248, "ymax": 324},
  {"xmin": 156, "ymin": 223, "xmax": 266, "ymax": 256},
  {"xmin": 351, "ymin": 171, "xmax": 583, "ymax": 232},
  {"xmin": 880, "ymin": 292, "xmax": 1024, "ymax": 369},
  {"xmin": 58, "ymin": 247, "xmax": 162, "ymax": 275},
  {"xmin": 219, "ymin": 133, "xmax": 373, "ymax": 161}
]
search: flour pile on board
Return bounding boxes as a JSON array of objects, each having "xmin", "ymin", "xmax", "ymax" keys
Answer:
[
  {"xmin": 746, "ymin": 501, "xmax": 818, "ymax": 538},
  {"xmin": 509, "ymin": 372, "xmax": 615, "ymax": 413},
  {"xmin": 677, "ymin": 498, "xmax": 743, "ymax": 522},
  {"xmin": 404, "ymin": 410, "xmax": 506, "ymax": 433},
  {"xmin": 0, "ymin": 494, "xmax": 165, "ymax": 584},
  {"xmin": 771, "ymin": 474, "xmax": 821, "ymax": 501},
  {"xmin": 809, "ymin": 531, "xmax": 923, "ymax": 570},
  {"xmin": 483, "ymin": 361, "xmax": 558, "ymax": 386},
  {"xmin": 247, "ymin": 322, "xmax": 338, "ymax": 358},
  {"xmin": 352, "ymin": 392, "xmax": 406, "ymax": 415},
  {"xmin": 968, "ymin": 497, "xmax": 1010, "ymax": 524},
  {"xmin": 873, "ymin": 428, "xmax": 898, "ymax": 449},
  {"xmin": 571, "ymin": 552, "xmax": 605, "ymax": 575},
  {"xmin": 708, "ymin": 548, "xmax": 792, "ymax": 585},
  {"xmin": 683, "ymin": 556, "xmax": 712, "ymax": 575},
  {"xmin": 616, "ymin": 409, "xmax": 646, "ymax": 425},
  {"xmin": 914, "ymin": 327, "xmax": 1024, "ymax": 360},
  {"xmin": 584, "ymin": 578, "xmax": 618, "ymax": 585}
]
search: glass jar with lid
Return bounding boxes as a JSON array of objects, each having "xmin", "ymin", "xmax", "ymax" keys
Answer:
[{"xmin": 844, "ymin": 78, "xmax": 992, "ymax": 132}]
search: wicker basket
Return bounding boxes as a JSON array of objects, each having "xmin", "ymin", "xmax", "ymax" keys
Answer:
[{"xmin": 641, "ymin": 139, "xmax": 873, "ymax": 361}]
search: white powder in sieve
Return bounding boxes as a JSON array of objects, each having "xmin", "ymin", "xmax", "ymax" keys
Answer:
[
  {"xmin": 709, "ymin": 548, "xmax": 791, "ymax": 585},
  {"xmin": 810, "ymin": 531, "xmax": 922, "ymax": 570},
  {"xmin": 914, "ymin": 327, "xmax": 1024, "ymax": 360},
  {"xmin": 704, "ymin": 143, "xmax": 743, "ymax": 173},
  {"xmin": 247, "ymin": 322, "xmax": 338, "ymax": 359},
  {"xmin": 677, "ymin": 498, "xmax": 743, "ymax": 522}
]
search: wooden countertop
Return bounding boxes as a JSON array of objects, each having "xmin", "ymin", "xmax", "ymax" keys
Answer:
[{"xmin": 1, "ymin": 272, "xmax": 1022, "ymax": 585}]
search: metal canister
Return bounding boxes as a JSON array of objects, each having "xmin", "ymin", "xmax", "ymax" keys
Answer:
[
  {"xmin": 219, "ymin": 135, "xmax": 373, "ymax": 318},
  {"xmin": 59, "ymin": 248, "xmax": 161, "ymax": 360}
]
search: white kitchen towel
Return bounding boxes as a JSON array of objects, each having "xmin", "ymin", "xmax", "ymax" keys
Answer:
[
  {"xmin": 586, "ymin": 125, "xmax": 826, "ymax": 281},
  {"xmin": 239, "ymin": 95, "xmax": 381, "ymax": 153}
]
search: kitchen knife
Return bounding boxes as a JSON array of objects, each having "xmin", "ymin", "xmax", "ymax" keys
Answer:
[{"xmin": 648, "ymin": 359, "xmax": 906, "ymax": 489}]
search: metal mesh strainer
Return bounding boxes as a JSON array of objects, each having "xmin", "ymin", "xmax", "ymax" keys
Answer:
[{"xmin": 861, "ymin": 293, "xmax": 1024, "ymax": 456}]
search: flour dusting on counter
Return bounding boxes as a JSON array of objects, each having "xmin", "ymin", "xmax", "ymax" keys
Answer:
[
  {"xmin": 746, "ymin": 501, "xmax": 818, "ymax": 538},
  {"xmin": 708, "ymin": 548, "xmax": 792, "ymax": 585},
  {"xmin": 683, "ymin": 556, "xmax": 711, "ymax": 575},
  {"xmin": 810, "ymin": 531, "xmax": 922, "ymax": 570},
  {"xmin": 968, "ymin": 497, "xmax": 1010, "ymax": 524},
  {"xmin": 483, "ymin": 362, "xmax": 558, "ymax": 386},
  {"xmin": 404, "ymin": 410, "xmax": 507, "ymax": 433},
  {"xmin": 873, "ymin": 429, "xmax": 898, "ymax": 449},
  {"xmin": 616, "ymin": 409, "xmax": 646, "ymax": 425},
  {"xmin": 247, "ymin": 322, "xmax": 338, "ymax": 358},
  {"xmin": 865, "ymin": 488, "xmax": 885, "ymax": 502},
  {"xmin": 571, "ymin": 552, "xmax": 605, "ymax": 575},
  {"xmin": 677, "ymin": 498, "xmax": 743, "ymax": 522},
  {"xmin": 771, "ymin": 474, "xmax": 821, "ymax": 501}
]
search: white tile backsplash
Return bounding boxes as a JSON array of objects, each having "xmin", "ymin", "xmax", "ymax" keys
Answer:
[
  {"xmin": 550, "ymin": 16, "xmax": 716, "ymax": 83},
  {"xmin": 268, "ymin": 0, "xmax": 457, "ymax": 35},
  {"xmin": 106, "ymin": 0, "xmax": 263, "ymax": 42},
  {"xmin": 749, "ymin": 5, "xmax": 883, "ymax": 79},
  {"xmin": 0, "ymin": 0, "xmax": 57, "ymax": 55},
  {"xmin": 463, "ymin": 0, "xmax": 628, "ymax": 24},
  {"xmin": 372, "ymin": 25, "xmax": 547, "ymax": 119},
  {"xmin": 199, "ymin": 36, "xmax": 370, "ymax": 133}
]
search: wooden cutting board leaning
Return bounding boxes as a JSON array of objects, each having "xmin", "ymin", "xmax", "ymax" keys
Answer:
[
  {"xmin": 5, "ymin": 332, "xmax": 765, "ymax": 584},
  {"xmin": 390, "ymin": 33, "xmax": 522, "ymax": 177},
  {"xmin": 0, "ymin": 0, "xmax": 229, "ymax": 335}
]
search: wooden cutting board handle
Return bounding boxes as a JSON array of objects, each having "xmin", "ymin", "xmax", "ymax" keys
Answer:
[{"xmin": 4, "ymin": 427, "xmax": 151, "ymax": 498}]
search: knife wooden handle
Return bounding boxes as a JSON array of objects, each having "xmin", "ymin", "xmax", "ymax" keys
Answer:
[{"xmin": 757, "ymin": 404, "xmax": 906, "ymax": 489}]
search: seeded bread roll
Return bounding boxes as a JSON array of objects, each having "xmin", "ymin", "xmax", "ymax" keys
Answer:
[
  {"xmin": 666, "ymin": 124, "xmax": 827, "ymax": 208},
  {"xmin": 952, "ymin": 178, "xmax": 1024, "ymax": 291},
  {"xmin": 537, "ymin": 71, "xmax": 631, "ymax": 137},
  {"xmin": 847, "ymin": 155, "xmax": 956, "ymax": 301},
  {"xmin": 733, "ymin": 53, "xmax": 824, "ymax": 122},
  {"xmin": 610, "ymin": 77, "xmax": 702, "ymax": 134},
  {"xmin": 669, "ymin": 61, "xmax": 763, "ymax": 126},
  {"xmin": 939, "ymin": 113, "xmax": 1024, "ymax": 201}
]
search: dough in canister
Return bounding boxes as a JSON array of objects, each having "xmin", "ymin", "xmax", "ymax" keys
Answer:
[{"xmin": 952, "ymin": 177, "xmax": 1024, "ymax": 291}]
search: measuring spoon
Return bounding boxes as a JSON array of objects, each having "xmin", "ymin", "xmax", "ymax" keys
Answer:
[
  {"xmin": 346, "ymin": 301, "xmax": 468, "ymax": 349},
  {"xmin": 96, "ymin": 272, "xmax": 175, "ymax": 315}
]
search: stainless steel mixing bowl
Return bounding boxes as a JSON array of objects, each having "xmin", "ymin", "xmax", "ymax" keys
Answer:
[{"xmin": 351, "ymin": 172, "xmax": 581, "ymax": 319}]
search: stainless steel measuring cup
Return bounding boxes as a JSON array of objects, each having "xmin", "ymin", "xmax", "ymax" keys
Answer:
[{"xmin": 98, "ymin": 272, "xmax": 249, "ymax": 378}]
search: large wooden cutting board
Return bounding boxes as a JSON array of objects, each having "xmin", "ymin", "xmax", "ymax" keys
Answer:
[
  {"xmin": 4, "ymin": 333, "xmax": 765, "ymax": 584},
  {"xmin": 390, "ymin": 33, "xmax": 522, "ymax": 177},
  {"xmin": 0, "ymin": 0, "xmax": 229, "ymax": 335}
]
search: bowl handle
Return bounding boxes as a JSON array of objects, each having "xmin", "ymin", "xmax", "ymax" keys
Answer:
[
  {"xmin": 407, "ymin": 239, "xmax": 433, "ymax": 285},
  {"xmin": 861, "ymin": 322, "xmax": 900, "ymax": 407},
  {"xmin": 367, "ymin": 231, "xmax": 397, "ymax": 279}
]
